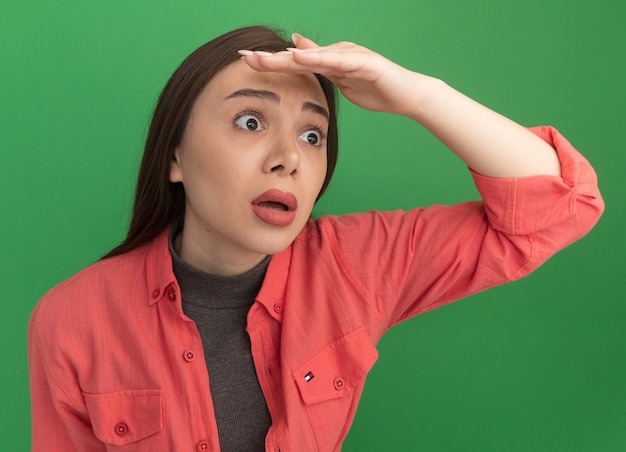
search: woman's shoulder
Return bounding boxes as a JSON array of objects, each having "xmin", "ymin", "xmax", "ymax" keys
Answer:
[
  {"xmin": 47, "ymin": 248, "xmax": 146, "ymax": 298},
  {"xmin": 32, "ymin": 239, "xmax": 163, "ymax": 327},
  {"xmin": 296, "ymin": 208, "xmax": 429, "ymax": 244}
]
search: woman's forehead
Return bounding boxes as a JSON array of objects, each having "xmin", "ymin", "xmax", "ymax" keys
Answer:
[{"xmin": 204, "ymin": 60, "xmax": 328, "ymax": 107}]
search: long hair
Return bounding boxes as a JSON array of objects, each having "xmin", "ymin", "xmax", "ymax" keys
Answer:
[{"xmin": 102, "ymin": 26, "xmax": 338, "ymax": 259}]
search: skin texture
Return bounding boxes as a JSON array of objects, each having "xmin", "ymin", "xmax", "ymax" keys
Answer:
[{"xmin": 169, "ymin": 60, "xmax": 329, "ymax": 276}]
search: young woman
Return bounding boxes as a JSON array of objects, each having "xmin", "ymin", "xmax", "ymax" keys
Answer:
[{"xmin": 28, "ymin": 25, "xmax": 604, "ymax": 451}]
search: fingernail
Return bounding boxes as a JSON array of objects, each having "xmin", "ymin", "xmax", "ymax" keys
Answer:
[
  {"xmin": 238, "ymin": 49, "xmax": 254, "ymax": 56},
  {"xmin": 292, "ymin": 33, "xmax": 304, "ymax": 44},
  {"xmin": 253, "ymin": 50, "xmax": 274, "ymax": 57},
  {"xmin": 286, "ymin": 47, "xmax": 304, "ymax": 53}
]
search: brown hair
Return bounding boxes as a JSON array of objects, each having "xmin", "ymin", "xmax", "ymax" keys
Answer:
[{"xmin": 103, "ymin": 25, "xmax": 338, "ymax": 259}]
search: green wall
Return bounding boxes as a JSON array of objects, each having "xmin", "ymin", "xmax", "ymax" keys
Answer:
[{"xmin": 2, "ymin": 1, "xmax": 624, "ymax": 450}]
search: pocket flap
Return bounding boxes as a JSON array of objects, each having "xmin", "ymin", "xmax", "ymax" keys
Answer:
[
  {"xmin": 293, "ymin": 327, "xmax": 378, "ymax": 405},
  {"xmin": 83, "ymin": 389, "xmax": 164, "ymax": 446}
]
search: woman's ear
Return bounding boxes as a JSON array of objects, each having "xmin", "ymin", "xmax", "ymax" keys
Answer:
[{"xmin": 169, "ymin": 148, "xmax": 184, "ymax": 183}]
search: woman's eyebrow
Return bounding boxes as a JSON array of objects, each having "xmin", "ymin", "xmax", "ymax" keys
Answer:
[
  {"xmin": 302, "ymin": 102, "xmax": 330, "ymax": 121},
  {"xmin": 225, "ymin": 88, "xmax": 329, "ymax": 121},
  {"xmin": 226, "ymin": 88, "xmax": 279, "ymax": 102}
]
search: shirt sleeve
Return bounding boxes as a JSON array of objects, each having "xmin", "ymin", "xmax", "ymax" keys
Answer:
[{"xmin": 324, "ymin": 126, "xmax": 604, "ymax": 330}]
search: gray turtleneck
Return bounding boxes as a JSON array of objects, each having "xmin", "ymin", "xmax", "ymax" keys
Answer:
[{"xmin": 170, "ymin": 233, "xmax": 272, "ymax": 451}]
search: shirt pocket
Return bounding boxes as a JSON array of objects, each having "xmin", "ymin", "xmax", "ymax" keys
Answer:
[
  {"xmin": 82, "ymin": 389, "xmax": 165, "ymax": 450},
  {"xmin": 292, "ymin": 327, "xmax": 378, "ymax": 450}
]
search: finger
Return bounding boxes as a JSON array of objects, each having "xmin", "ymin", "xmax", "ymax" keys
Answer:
[
  {"xmin": 239, "ymin": 51, "xmax": 310, "ymax": 73},
  {"xmin": 242, "ymin": 51, "xmax": 373, "ymax": 82},
  {"xmin": 239, "ymin": 52, "xmax": 318, "ymax": 74},
  {"xmin": 292, "ymin": 33, "xmax": 319, "ymax": 50},
  {"xmin": 290, "ymin": 49, "xmax": 381, "ymax": 80},
  {"xmin": 239, "ymin": 47, "xmax": 327, "ymax": 72},
  {"xmin": 240, "ymin": 43, "xmax": 381, "ymax": 80}
]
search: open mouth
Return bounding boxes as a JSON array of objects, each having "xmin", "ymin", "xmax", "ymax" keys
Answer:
[
  {"xmin": 257, "ymin": 201, "xmax": 288, "ymax": 211},
  {"xmin": 252, "ymin": 190, "xmax": 297, "ymax": 211},
  {"xmin": 251, "ymin": 190, "xmax": 298, "ymax": 226}
]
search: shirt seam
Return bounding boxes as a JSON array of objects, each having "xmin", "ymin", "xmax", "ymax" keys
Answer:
[
  {"xmin": 34, "ymin": 311, "xmax": 84, "ymax": 412},
  {"xmin": 41, "ymin": 250, "xmax": 143, "ymax": 299},
  {"xmin": 508, "ymin": 179, "xmax": 517, "ymax": 235}
]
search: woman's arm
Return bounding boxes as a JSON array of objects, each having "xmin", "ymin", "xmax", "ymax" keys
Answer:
[
  {"xmin": 240, "ymin": 34, "xmax": 561, "ymax": 178},
  {"xmin": 403, "ymin": 76, "xmax": 562, "ymax": 177},
  {"xmin": 241, "ymin": 34, "xmax": 603, "ymax": 325}
]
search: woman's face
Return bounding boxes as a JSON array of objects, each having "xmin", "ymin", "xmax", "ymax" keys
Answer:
[{"xmin": 170, "ymin": 60, "xmax": 329, "ymax": 275}]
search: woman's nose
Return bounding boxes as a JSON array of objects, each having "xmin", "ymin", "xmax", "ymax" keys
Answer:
[{"xmin": 263, "ymin": 135, "xmax": 300, "ymax": 176}]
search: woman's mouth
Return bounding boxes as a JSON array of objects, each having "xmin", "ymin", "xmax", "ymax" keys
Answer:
[
  {"xmin": 251, "ymin": 190, "xmax": 298, "ymax": 226},
  {"xmin": 257, "ymin": 201, "xmax": 288, "ymax": 211}
]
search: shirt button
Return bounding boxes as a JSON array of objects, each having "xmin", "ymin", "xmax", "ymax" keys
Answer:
[
  {"xmin": 333, "ymin": 377, "xmax": 345, "ymax": 391},
  {"xmin": 273, "ymin": 304, "xmax": 282, "ymax": 314},
  {"xmin": 151, "ymin": 288, "xmax": 160, "ymax": 298},
  {"xmin": 196, "ymin": 440, "xmax": 209, "ymax": 451},
  {"xmin": 114, "ymin": 422, "xmax": 129, "ymax": 436},
  {"xmin": 167, "ymin": 287, "xmax": 177, "ymax": 301},
  {"xmin": 183, "ymin": 350, "xmax": 195, "ymax": 362}
]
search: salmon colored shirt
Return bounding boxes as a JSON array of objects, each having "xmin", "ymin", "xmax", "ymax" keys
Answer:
[{"xmin": 29, "ymin": 127, "xmax": 603, "ymax": 451}]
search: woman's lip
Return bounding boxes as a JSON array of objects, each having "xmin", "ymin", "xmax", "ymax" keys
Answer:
[
  {"xmin": 251, "ymin": 190, "xmax": 298, "ymax": 226},
  {"xmin": 252, "ymin": 190, "xmax": 298, "ymax": 211},
  {"xmin": 251, "ymin": 204, "xmax": 296, "ymax": 226}
]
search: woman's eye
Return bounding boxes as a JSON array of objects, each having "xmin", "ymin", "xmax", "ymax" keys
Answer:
[
  {"xmin": 234, "ymin": 114, "xmax": 264, "ymax": 131},
  {"xmin": 299, "ymin": 129, "xmax": 324, "ymax": 147}
]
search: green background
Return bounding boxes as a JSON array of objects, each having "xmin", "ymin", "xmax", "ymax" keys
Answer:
[{"xmin": 2, "ymin": 0, "xmax": 624, "ymax": 450}]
